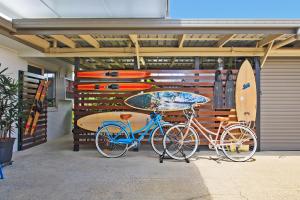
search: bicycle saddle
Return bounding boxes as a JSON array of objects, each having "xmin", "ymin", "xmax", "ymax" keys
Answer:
[
  {"xmin": 216, "ymin": 116, "xmax": 229, "ymax": 121},
  {"xmin": 120, "ymin": 114, "xmax": 132, "ymax": 120}
]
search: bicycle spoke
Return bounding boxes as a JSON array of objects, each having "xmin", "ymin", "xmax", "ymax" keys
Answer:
[
  {"xmin": 221, "ymin": 125, "xmax": 257, "ymax": 162},
  {"xmin": 95, "ymin": 125, "xmax": 128, "ymax": 158},
  {"xmin": 164, "ymin": 124, "xmax": 198, "ymax": 160}
]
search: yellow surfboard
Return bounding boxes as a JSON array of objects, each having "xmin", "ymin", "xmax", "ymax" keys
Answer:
[
  {"xmin": 77, "ymin": 112, "xmax": 150, "ymax": 132},
  {"xmin": 235, "ymin": 60, "xmax": 257, "ymax": 122}
]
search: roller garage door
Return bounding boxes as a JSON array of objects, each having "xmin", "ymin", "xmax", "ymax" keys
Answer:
[{"xmin": 261, "ymin": 59, "xmax": 300, "ymax": 150}]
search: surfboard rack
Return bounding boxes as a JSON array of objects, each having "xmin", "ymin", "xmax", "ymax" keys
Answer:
[{"xmin": 159, "ymin": 149, "xmax": 190, "ymax": 164}]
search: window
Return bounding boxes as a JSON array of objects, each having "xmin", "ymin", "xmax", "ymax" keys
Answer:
[
  {"xmin": 44, "ymin": 70, "xmax": 56, "ymax": 107},
  {"xmin": 28, "ymin": 65, "xmax": 42, "ymax": 75}
]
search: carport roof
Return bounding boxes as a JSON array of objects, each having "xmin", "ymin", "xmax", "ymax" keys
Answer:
[{"xmin": 1, "ymin": 18, "xmax": 300, "ymax": 68}]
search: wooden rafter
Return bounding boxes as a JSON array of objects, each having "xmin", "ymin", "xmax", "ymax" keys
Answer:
[
  {"xmin": 50, "ymin": 35, "xmax": 76, "ymax": 48},
  {"xmin": 140, "ymin": 57, "xmax": 146, "ymax": 66},
  {"xmin": 15, "ymin": 35, "xmax": 50, "ymax": 50},
  {"xmin": 75, "ymin": 36, "xmax": 288, "ymax": 42},
  {"xmin": 178, "ymin": 34, "xmax": 186, "ymax": 48},
  {"xmin": 272, "ymin": 35, "xmax": 299, "ymax": 49},
  {"xmin": 217, "ymin": 34, "xmax": 235, "ymax": 47},
  {"xmin": 129, "ymin": 34, "xmax": 141, "ymax": 69},
  {"xmin": 112, "ymin": 58, "xmax": 125, "ymax": 68},
  {"xmin": 40, "ymin": 47, "xmax": 300, "ymax": 57},
  {"xmin": 93, "ymin": 58, "xmax": 110, "ymax": 68},
  {"xmin": 170, "ymin": 57, "xmax": 176, "ymax": 68},
  {"xmin": 261, "ymin": 41, "xmax": 274, "ymax": 68},
  {"xmin": 79, "ymin": 35, "xmax": 100, "ymax": 48},
  {"xmin": 258, "ymin": 34, "xmax": 284, "ymax": 47}
]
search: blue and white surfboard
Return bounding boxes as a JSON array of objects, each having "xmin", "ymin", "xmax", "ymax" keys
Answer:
[{"xmin": 125, "ymin": 91, "xmax": 210, "ymax": 111}]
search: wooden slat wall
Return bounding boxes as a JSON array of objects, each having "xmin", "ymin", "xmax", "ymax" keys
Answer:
[
  {"xmin": 73, "ymin": 69, "xmax": 239, "ymax": 149},
  {"xmin": 18, "ymin": 71, "xmax": 48, "ymax": 150}
]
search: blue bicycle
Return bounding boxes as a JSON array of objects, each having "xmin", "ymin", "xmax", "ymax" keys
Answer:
[{"xmin": 95, "ymin": 112, "xmax": 172, "ymax": 158}]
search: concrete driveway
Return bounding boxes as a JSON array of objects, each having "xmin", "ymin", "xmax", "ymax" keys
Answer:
[{"xmin": 1, "ymin": 135, "xmax": 300, "ymax": 200}]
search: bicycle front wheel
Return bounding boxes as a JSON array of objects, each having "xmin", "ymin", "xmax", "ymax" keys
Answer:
[
  {"xmin": 163, "ymin": 124, "xmax": 199, "ymax": 160},
  {"xmin": 150, "ymin": 123, "xmax": 173, "ymax": 155},
  {"xmin": 95, "ymin": 124, "xmax": 129, "ymax": 158},
  {"xmin": 221, "ymin": 125, "xmax": 257, "ymax": 162}
]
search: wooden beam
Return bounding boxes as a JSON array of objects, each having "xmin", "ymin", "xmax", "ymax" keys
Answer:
[
  {"xmin": 92, "ymin": 36, "xmax": 265, "ymax": 41},
  {"xmin": 140, "ymin": 57, "xmax": 146, "ymax": 66},
  {"xmin": 79, "ymin": 35, "xmax": 100, "ymax": 48},
  {"xmin": 258, "ymin": 34, "xmax": 284, "ymax": 47},
  {"xmin": 261, "ymin": 41, "xmax": 274, "ymax": 68},
  {"xmin": 93, "ymin": 58, "xmax": 110, "ymax": 68},
  {"xmin": 0, "ymin": 17, "xmax": 16, "ymax": 32},
  {"xmin": 217, "ymin": 34, "xmax": 235, "ymax": 47},
  {"xmin": 50, "ymin": 35, "xmax": 76, "ymax": 48},
  {"xmin": 112, "ymin": 58, "xmax": 125, "ymax": 68},
  {"xmin": 129, "ymin": 34, "xmax": 139, "ymax": 47},
  {"xmin": 129, "ymin": 34, "xmax": 140, "ymax": 69},
  {"xmin": 15, "ymin": 35, "xmax": 50, "ymax": 49},
  {"xmin": 178, "ymin": 34, "xmax": 186, "ymax": 48},
  {"xmin": 272, "ymin": 35, "xmax": 299, "ymax": 49},
  {"xmin": 21, "ymin": 47, "xmax": 299, "ymax": 57},
  {"xmin": 170, "ymin": 57, "xmax": 176, "ymax": 68}
]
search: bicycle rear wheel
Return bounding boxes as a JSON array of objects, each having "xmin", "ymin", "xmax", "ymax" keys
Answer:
[
  {"xmin": 220, "ymin": 125, "xmax": 257, "ymax": 162},
  {"xmin": 163, "ymin": 124, "xmax": 199, "ymax": 160},
  {"xmin": 95, "ymin": 124, "xmax": 129, "ymax": 158},
  {"xmin": 150, "ymin": 123, "xmax": 173, "ymax": 155}
]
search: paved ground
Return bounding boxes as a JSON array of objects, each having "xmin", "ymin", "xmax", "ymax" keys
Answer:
[{"xmin": 1, "ymin": 135, "xmax": 300, "ymax": 200}]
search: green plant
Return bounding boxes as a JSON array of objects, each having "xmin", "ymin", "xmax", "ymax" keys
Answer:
[{"xmin": 0, "ymin": 64, "xmax": 19, "ymax": 140}]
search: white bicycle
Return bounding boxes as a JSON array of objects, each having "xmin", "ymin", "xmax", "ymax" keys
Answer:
[{"xmin": 163, "ymin": 103, "xmax": 257, "ymax": 162}]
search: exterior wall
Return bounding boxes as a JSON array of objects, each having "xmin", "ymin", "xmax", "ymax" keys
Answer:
[
  {"xmin": 0, "ymin": 43, "xmax": 73, "ymax": 152},
  {"xmin": 261, "ymin": 58, "xmax": 300, "ymax": 150},
  {"xmin": 0, "ymin": 46, "xmax": 28, "ymax": 151}
]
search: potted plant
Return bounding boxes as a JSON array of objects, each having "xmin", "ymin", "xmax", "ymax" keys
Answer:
[{"xmin": 0, "ymin": 64, "xmax": 19, "ymax": 164}]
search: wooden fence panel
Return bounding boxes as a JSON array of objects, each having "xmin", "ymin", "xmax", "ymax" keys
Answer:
[
  {"xmin": 73, "ymin": 69, "xmax": 240, "ymax": 150},
  {"xmin": 18, "ymin": 71, "xmax": 48, "ymax": 150}
]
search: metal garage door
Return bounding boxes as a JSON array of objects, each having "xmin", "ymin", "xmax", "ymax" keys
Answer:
[{"xmin": 261, "ymin": 59, "xmax": 300, "ymax": 150}]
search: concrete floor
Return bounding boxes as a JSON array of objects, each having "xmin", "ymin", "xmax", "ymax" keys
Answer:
[{"xmin": 1, "ymin": 135, "xmax": 300, "ymax": 200}]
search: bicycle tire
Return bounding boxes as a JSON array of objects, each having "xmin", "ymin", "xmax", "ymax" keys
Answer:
[
  {"xmin": 150, "ymin": 123, "xmax": 173, "ymax": 155},
  {"xmin": 95, "ymin": 124, "xmax": 129, "ymax": 158},
  {"xmin": 220, "ymin": 125, "xmax": 257, "ymax": 162},
  {"xmin": 163, "ymin": 124, "xmax": 199, "ymax": 160}
]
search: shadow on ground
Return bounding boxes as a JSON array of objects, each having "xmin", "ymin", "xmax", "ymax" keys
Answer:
[{"xmin": 1, "ymin": 135, "xmax": 212, "ymax": 200}]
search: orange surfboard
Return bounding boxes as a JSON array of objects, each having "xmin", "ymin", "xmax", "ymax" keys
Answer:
[
  {"xmin": 77, "ymin": 70, "xmax": 151, "ymax": 79},
  {"xmin": 77, "ymin": 83, "xmax": 152, "ymax": 91}
]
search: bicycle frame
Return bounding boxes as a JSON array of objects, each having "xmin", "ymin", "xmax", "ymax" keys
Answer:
[
  {"xmin": 102, "ymin": 112, "xmax": 166, "ymax": 145},
  {"xmin": 182, "ymin": 105, "xmax": 247, "ymax": 149},
  {"xmin": 185, "ymin": 113, "xmax": 225, "ymax": 146}
]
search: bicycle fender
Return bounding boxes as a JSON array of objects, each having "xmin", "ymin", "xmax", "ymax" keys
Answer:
[
  {"xmin": 148, "ymin": 122, "xmax": 173, "ymax": 142},
  {"xmin": 101, "ymin": 121, "xmax": 128, "ymax": 129},
  {"xmin": 223, "ymin": 124, "xmax": 257, "ymax": 138}
]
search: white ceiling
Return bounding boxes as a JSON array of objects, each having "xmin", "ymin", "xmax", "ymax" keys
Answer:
[{"xmin": 0, "ymin": 0, "xmax": 168, "ymax": 20}]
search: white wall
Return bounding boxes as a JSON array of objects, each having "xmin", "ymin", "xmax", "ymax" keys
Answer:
[
  {"xmin": 0, "ymin": 40, "xmax": 73, "ymax": 152},
  {"xmin": 0, "ymin": 46, "xmax": 28, "ymax": 151}
]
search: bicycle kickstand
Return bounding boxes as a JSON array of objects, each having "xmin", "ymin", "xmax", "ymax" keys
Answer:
[
  {"xmin": 179, "ymin": 149, "xmax": 190, "ymax": 163},
  {"xmin": 159, "ymin": 149, "xmax": 167, "ymax": 163}
]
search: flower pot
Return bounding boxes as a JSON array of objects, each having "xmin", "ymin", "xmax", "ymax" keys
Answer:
[{"xmin": 0, "ymin": 138, "xmax": 15, "ymax": 164}]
